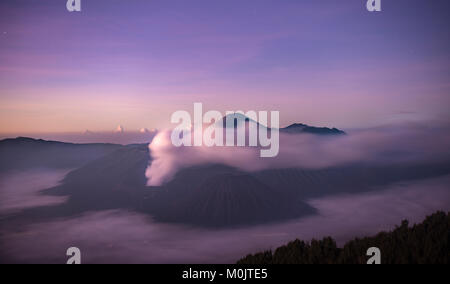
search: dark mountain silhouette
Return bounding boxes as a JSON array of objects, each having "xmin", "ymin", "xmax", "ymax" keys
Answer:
[
  {"xmin": 237, "ymin": 211, "xmax": 450, "ymax": 264},
  {"xmin": 13, "ymin": 144, "xmax": 449, "ymax": 228},
  {"xmin": 40, "ymin": 155, "xmax": 315, "ymax": 228},
  {"xmin": 147, "ymin": 165, "xmax": 315, "ymax": 228},
  {"xmin": 219, "ymin": 113, "xmax": 259, "ymax": 128},
  {"xmin": 253, "ymin": 162, "xmax": 450, "ymax": 199},
  {"xmin": 2, "ymin": 134, "xmax": 449, "ymax": 228},
  {"xmin": 281, "ymin": 123, "xmax": 346, "ymax": 135},
  {"xmin": 217, "ymin": 114, "xmax": 345, "ymax": 136},
  {"xmin": 44, "ymin": 144, "xmax": 150, "ymax": 211},
  {"xmin": 0, "ymin": 137, "xmax": 123, "ymax": 172}
]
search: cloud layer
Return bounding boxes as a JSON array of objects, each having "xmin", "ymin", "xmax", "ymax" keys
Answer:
[
  {"xmin": 0, "ymin": 169, "xmax": 69, "ymax": 214},
  {"xmin": 146, "ymin": 124, "xmax": 450, "ymax": 186},
  {"xmin": 2, "ymin": 174, "xmax": 449, "ymax": 263}
]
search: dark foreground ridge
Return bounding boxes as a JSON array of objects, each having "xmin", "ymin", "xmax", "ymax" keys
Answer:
[{"xmin": 237, "ymin": 211, "xmax": 450, "ymax": 264}]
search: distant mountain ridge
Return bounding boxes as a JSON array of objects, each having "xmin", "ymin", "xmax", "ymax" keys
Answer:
[
  {"xmin": 281, "ymin": 123, "xmax": 346, "ymax": 135},
  {"xmin": 0, "ymin": 137, "xmax": 124, "ymax": 172},
  {"xmin": 218, "ymin": 114, "xmax": 345, "ymax": 135},
  {"xmin": 0, "ymin": 137, "xmax": 121, "ymax": 146}
]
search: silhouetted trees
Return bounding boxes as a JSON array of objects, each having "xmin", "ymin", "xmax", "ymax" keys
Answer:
[{"xmin": 237, "ymin": 211, "xmax": 450, "ymax": 264}]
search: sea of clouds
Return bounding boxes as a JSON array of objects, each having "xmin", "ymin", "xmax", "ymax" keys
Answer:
[{"xmin": 146, "ymin": 123, "xmax": 450, "ymax": 186}]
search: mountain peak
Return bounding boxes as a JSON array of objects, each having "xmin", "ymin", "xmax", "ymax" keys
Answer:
[
  {"xmin": 282, "ymin": 123, "xmax": 345, "ymax": 135},
  {"xmin": 219, "ymin": 113, "xmax": 259, "ymax": 128}
]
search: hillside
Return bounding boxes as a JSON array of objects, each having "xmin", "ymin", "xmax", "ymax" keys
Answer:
[
  {"xmin": 147, "ymin": 168, "xmax": 315, "ymax": 228},
  {"xmin": 237, "ymin": 211, "xmax": 450, "ymax": 264},
  {"xmin": 0, "ymin": 137, "xmax": 123, "ymax": 172}
]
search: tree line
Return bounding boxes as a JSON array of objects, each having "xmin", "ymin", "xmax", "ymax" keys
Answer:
[{"xmin": 237, "ymin": 211, "xmax": 450, "ymax": 264}]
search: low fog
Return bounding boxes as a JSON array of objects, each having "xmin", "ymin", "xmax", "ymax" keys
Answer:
[
  {"xmin": 1, "ymin": 173, "xmax": 449, "ymax": 264},
  {"xmin": 0, "ymin": 170, "xmax": 70, "ymax": 214}
]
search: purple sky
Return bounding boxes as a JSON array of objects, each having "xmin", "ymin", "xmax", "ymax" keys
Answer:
[{"xmin": 0, "ymin": 0, "xmax": 449, "ymax": 135}]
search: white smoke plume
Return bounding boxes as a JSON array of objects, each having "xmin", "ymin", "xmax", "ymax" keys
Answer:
[{"xmin": 145, "ymin": 124, "xmax": 450, "ymax": 186}]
